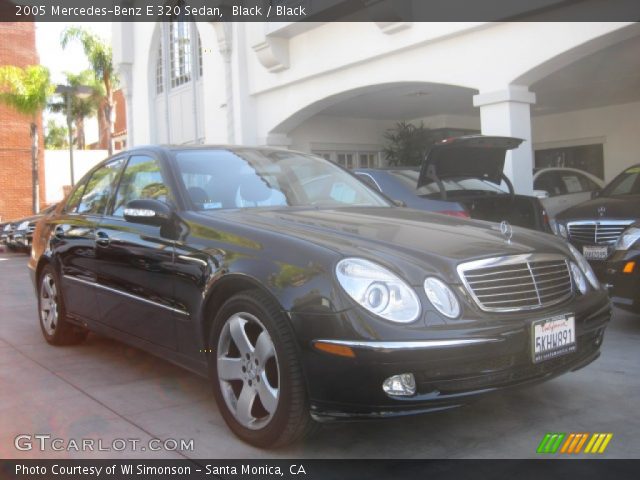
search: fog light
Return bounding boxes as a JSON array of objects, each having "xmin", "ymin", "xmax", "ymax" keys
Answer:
[{"xmin": 382, "ymin": 373, "xmax": 416, "ymax": 396}]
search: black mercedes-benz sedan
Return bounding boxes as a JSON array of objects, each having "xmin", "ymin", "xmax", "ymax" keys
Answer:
[
  {"xmin": 29, "ymin": 146, "xmax": 610, "ymax": 447},
  {"xmin": 555, "ymin": 164, "xmax": 640, "ymax": 280},
  {"xmin": 604, "ymin": 222, "xmax": 640, "ymax": 314}
]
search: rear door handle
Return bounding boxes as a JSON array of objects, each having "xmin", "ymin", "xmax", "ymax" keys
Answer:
[{"xmin": 95, "ymin": 231, "xmax": 110, "ymax": 247}]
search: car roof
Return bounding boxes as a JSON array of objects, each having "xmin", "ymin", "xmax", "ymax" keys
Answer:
[{"xmin": 129, "ymin": 145, "xmax": 301, "ymax": 155}]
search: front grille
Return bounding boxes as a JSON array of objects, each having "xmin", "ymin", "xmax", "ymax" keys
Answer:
[
  {"xmin": 568, "ymin": 221, "xmax": 634, "ymax": 245},
  {"xmin": 458, "ymin": 254, "xmax": 573, "ymax": 312}
]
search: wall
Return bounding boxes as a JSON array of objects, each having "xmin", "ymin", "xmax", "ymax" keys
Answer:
[
  {"xmin": 532, "ymin": 101, "xmax": 640, "ymax": 182},
  {"xmin": 289, "ymin": 115, "xmax": 393, "ymax": 153},
  {"xmin": 43, "ymin": 150, "xmax": 110, "ymax": 204},
  {"xmin": 0, "ymin": 22, "xmax": 46, "ymax": 222}
]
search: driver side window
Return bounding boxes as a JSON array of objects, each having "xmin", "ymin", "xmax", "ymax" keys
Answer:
[{"xmin": 111, "ymin": 155, "xmax": 170, "ymax": 217}]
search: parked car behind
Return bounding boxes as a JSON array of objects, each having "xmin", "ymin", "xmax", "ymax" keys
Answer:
[
  {"xmin": 29, "ymin": 145, "xmax": 609, "ymax": 447},
  {"xmin": 604, "ymin": 223, "xmax": 640, "ymax": 314},
  {"xmin": 1, "ymin": 222, "xmax": 17, "ymax": 250},
  {"xmin": 556, "ymin": 164, "xmax": 640, "ymax": 279},
  {"xmin": 533, "ymin": 167, "xmax": 604, "ymax": 219},
  {"xmin": 359, "ymin": 136, "xmax": 550, "ymax": 232},
  {"xmin": 353, "ymin": 168, "xmax": 469, "ymax": 218},
  {"xmin": 12, "ymin": 205, "xmax": 57, "ymax": 253}
]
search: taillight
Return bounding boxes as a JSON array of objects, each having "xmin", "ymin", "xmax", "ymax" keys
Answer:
[{"xmin": 439, "ymin": 210, "xmax": 470, "ymax": 219}]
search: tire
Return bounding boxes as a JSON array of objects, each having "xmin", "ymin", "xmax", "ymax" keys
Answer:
[
  {"xmin": 208, "ymin": 290, "xmax": 317, "ymax": 448},
  {"xmin": 38, "ymin": 264, "xmax": 88, "ymax": 346}
]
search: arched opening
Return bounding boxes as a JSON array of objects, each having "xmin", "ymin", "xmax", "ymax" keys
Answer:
[
  {"xmin": 268, "ymin": 82, "xmax": 479, "ymax": 169},
  {"xmin": 522, "ymin": 25, "xmax": 640, "ymax": 182}
]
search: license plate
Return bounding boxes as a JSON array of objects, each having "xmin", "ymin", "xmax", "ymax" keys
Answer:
[
  {"xmin": 583, "ymin": 245, "xmax": 608, "ymax": 260},
  {"xmin": 532, "ymin": 314, "xmax": 576, "ymax": 363}
]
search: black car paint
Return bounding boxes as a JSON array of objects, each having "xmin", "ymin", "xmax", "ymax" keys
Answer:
[
  {"xmin": 604, "ymin": 222, "xmax": 640, "ymax": 314},
  {"xmin": 556, "ymin": 165, "xmax": 640, "ymax": 309},
  {"xmin": 29, "ymin": 146, "xmax": 610, "ymax": 419}
]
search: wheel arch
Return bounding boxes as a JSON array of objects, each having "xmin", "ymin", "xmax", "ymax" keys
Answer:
[{"xmin": 200, "ymin": 273, "xmax": 287, "ymax": 348}]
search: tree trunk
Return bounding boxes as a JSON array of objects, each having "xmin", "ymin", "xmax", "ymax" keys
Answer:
[
  {"xmin": 30, "ymin": 120, "xmax": 39, "ymax": 214},
  {"xmin": 75, "ymin": 115, "xmax": 85, "ymax": 150},
  {"xmin": 104, "ymin": 74, "xmax": 113, "ymax": 156}
]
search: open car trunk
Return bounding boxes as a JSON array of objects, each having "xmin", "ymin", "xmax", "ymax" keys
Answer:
[
  {"xmin": 455, "ymin": 193, "xmax": 546, "ymax": 230},
  {"xmin": 418, "ymin": 135, "xmax": 549, "ymax": 232}
]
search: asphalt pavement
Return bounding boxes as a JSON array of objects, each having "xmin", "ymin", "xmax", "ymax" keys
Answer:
[{"xmin": 0, "ymin": 251, "xmax": 638, "ymax": 459}]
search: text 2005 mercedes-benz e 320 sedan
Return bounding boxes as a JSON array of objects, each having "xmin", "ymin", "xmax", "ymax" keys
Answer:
[{"xmin": 28, "ymin": 146, "xmax": 610, "ymax": 447}]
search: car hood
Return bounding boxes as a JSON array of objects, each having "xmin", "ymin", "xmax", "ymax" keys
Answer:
[
  {"xmin": 556, "ymin": 195, "xmax": 640, "ymax": 221},
  {"xmin": 205, "ymin": 207, "xmax": 568, "ymax": 284},
  {"xmin": 417, "ymin": 135, "xmax": 523, "ymax": 187}
]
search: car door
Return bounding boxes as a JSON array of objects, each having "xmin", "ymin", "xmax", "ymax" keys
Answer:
[
  {"xmin": 534, "ymin": 171, "xmax": 568, "ymax": 218},
  {"xmin": 54, "ymin": 158, "xmax": 126, "ymax": 323},
  {"xmin": 94, "ymin": 154, "xmax": 178, "ymax": 350}
]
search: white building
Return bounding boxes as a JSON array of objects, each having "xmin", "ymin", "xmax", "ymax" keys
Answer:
[{"xmin": 113, "ymin": 20, "xmax": 640, "ymax": 194}]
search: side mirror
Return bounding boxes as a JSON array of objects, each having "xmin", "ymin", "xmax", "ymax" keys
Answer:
[
  {"xmin": 124, "ymin": 199, "xmax": 173, "ymax": 226},
  {"xmin": 591, "ymin": 189, "xmax": 602, "ymax": 199},
  {"xmin": 392, "ymin": 199, "xmax": 407, "ymax": 207}
]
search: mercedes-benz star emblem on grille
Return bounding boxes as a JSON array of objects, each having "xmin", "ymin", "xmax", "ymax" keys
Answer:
[
  {"xmin": 500, "ymin": 220, "xmax": 513, "ymax": 243},
  {"xmin": 598, "ymin": 206, "xmax": 606, "ymax": 217}
]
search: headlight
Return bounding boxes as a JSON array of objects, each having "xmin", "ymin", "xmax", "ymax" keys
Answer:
[
  {"xmin": 616, "ymin": 227, "xmax": 640, "ymax": 251},
  {"xmin": 567, "ymin": 243, "xmax": 600, "ymax": 290},
  {"xmin": 336, "ymin": 258, "xmax": 420, "ymax": 323},
  {"xmin": 569, "ymin": 262, "xmax": 588, "ymax": 295},
  {"xmin": 17, "ymin": 221, "xmax": 29, "ymax": 230},
  {"xmin": 423, "ymin": 277, "xmax": 460, "ymax": 318},
  {"xmin": 557, "ymin": 223, "xmax": 568, "ymax": 239}
]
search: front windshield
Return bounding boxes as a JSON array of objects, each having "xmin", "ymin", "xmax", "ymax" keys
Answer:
[
  {"xmin": 602, "ymin": 167, "xmax": 640, "ymax": 197},
  {"xmin": 174, "ymin": 149, "xmax": 390, "ymax": 210},
  {"xmin": 387, "ymin": 170, "xmax": 507, "ymax": 196}
]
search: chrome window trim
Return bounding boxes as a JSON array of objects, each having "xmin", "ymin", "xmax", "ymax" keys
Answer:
[
  {"xmin": 355, "ymin": 172, "xmax": 383, "ymax": 192},
  {"xmin": 457, "ymin": 253, "xmax": 573, "ymax": 313},
  {"xmin": 313, "ymin": 338, "xmax": 501, "ymax": 352},
  {"xmin": 63, "ymin": 275, "xmax": 189, "ymax": 317}
]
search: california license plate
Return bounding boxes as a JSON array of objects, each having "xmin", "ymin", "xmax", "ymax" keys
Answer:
[
  {"xmin": 532, "ymin": 314, "xmax": 576, "ymax": 363},
  {"xmin": 583, "ymin": 245, "xmax": 608, "ymax": 260}
]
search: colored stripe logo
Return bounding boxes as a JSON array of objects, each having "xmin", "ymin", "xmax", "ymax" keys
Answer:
[{"xmin": 537, "ymin": 433, "xmax": 613, "ymax": 454}]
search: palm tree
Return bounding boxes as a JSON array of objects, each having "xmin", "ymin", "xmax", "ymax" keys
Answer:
[
  {"xmin": 61, "ymin": 26, "xmax": 118, "ymax": 156},
  {"xmin": 44, "ymin": 119, "xmax": 68, "ymax": 149},
  {"xmin": 0, "ymin": 65, "xmax": 53, "ymax": 213},
  {"xmin": 49, "ymin": 70, "xmax": 104, "ymax": 150}
]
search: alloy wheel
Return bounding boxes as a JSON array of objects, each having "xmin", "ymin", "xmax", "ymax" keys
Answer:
[
  {"xmin": 40, "ymin": 273, "xmax": 59, "ymax": 336},
  {"xmin": 217, "ymin": 312, "xmax": 280, "ymax": 430}
]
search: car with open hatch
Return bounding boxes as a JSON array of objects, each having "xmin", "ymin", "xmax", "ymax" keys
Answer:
[
  {"xmin": 356, "ymin": 136, "xmax": 551, "ymax": 232},
  {"xmin": 29, "ymin": 145, "xmax": 610, "ymax": 448}
]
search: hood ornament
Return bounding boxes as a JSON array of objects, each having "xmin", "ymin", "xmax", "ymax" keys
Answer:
[
  {"xmin": 598, "ymin": 206, "xmax": 606, "ymax": 217},
  {"xmin": 500, "ymin": 220, "xmax": 513, "ymax": 244}
]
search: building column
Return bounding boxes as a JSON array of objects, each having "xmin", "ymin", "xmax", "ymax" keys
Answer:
[{"xmin": 473, "ymin": 86, "xmax": 536, "ymax": 195}]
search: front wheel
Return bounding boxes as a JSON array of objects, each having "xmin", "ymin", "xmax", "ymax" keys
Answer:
[
  {"xmin": 38, "ymin": 265, "xmax": 88, "ymax": 345},
  {"xmin": 209, "ymin": 290, "xmax": 316, "ymax": 448}
]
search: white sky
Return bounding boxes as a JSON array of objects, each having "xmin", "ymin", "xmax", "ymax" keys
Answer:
[{"xmin": 36, "ymin": 22, "xmax": 113, "ymax": 144}]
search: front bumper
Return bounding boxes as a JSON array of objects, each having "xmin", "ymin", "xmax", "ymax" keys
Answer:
[
  {"xmin": 605, "ymin": 249, "xmax": 640, "ymax": 313},
  {"xmin": 291, "ymin": 290, "xmax": 610, "ymax": 420}
]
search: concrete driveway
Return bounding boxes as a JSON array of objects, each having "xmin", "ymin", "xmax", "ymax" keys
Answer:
[{"xmin": 0, "ymin": 251, "xmax": 638, "ymax": 459}]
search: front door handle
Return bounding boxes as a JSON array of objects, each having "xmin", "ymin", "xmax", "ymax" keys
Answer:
[{"xmin": 95, "ymin": 231, "xmax": 110, "ymax": 247}]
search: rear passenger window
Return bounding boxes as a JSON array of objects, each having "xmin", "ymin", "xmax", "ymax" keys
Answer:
[
  {"xmin": 112, "ymin": 155, "xmax": 170, "ymax": 217},
  {"xmin": 77, "ymin": 159, "xmax": 125, "ymax": 214}
]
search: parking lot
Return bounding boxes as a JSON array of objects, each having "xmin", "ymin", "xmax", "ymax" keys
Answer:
[{"xmin": 0, "ymin": 250, "xmax": 638, "ymax": 459}]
